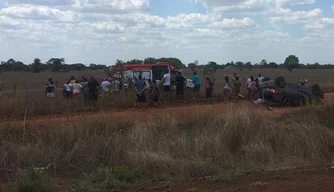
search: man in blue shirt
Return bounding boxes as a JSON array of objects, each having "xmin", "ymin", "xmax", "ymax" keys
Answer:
[
  {"xmin": 133, "ymin": 75, "xmax": 147, "ymax": 110},
  {"xmin": 193, "ymin": 72, "xmax": 200, "ymax": 94}
]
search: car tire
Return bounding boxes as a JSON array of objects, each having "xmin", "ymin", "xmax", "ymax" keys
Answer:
[
  {"xmin": 275, "ymin": 76, "xmax": 286, "ymax": 88},
  {"xmin": 312, "ymin": 84, "xmax": 322, "ymax": 95}
]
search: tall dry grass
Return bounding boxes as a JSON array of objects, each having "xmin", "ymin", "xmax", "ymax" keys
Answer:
[{"xmin": 1, "ymin": 104, "xmax": 333, "ymax": 183}]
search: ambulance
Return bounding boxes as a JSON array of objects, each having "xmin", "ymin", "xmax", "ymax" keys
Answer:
[{"xmin": 110, "ymin": 62, "xmax": 194, "ymax": 90}]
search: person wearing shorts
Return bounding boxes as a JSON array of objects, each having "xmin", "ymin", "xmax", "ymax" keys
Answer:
[
  {"xmin": 46, "ymin": 81, "xmax": 55, "ymax": 98},
  {"xmin": 71, "ymin": 80, "xmax": 82, "ymax": 100}
]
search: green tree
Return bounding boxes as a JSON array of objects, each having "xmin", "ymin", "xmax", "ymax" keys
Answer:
[
  {"xmin": 260, "ymin": 59, "xmax": 267, "ymax": 68},
  {"xmin": 144, "ymin": 57, "xmax": 156, "ymax": 64},
  {"xmin": 207, "ymin": 61, "xmax": 218, "ymax": 71},
  {"xmin": 31, "ymin": 58, "xmax": 41, "ymax": 73},
  {"xmin": 115, "ymin": 59, "xmax": 125, "ymax": 67},
  {"xmin": 126, "ymin": 59, "xmax": 143, "ymax": 64},
  {"xmin": 284, "ymin": 55, "xmax": 299, "ymax": 71},
  {"xmin": 235, "ymin": 61, "xmax": 244, "ymax": 68},
  {"xmin": 267, "ymin": 62, "xmax": 278, "ymax": 69},
  {"xmin": 47, "ymin": 58, "xmax": 65, "ymax": 72},
  {"xmin": 188, "ymin": 63, "xmax": 197, "ymax": 71}
]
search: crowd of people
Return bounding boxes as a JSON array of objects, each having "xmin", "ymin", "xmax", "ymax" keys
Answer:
[{"xmin": 43, "ymin": 72, "xmax": 266, "ymax": 110}]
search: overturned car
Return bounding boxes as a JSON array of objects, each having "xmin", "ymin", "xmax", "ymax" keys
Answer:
[{"xmin": 259, "ymin": 76, "xmax": 324, "ymax": 106}]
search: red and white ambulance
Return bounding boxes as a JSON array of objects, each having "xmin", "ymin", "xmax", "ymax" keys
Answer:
[{"xmin": 110, "ymin": 62, "xmax": 194, "ymax": 90}]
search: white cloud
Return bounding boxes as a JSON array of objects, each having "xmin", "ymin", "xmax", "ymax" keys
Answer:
[
  {"xmin": 209, "ymin": 17, "xmax": 257, "ymax": 28},
  {"xmin": 268, "ymin": 8, "xmax": 322, "ymax": 24},
  {"xmin": 276, "ymin": 0, "xmax": 316, "ymax": 6},
  {"xmin": 0, "ymin": 0, "xmax": 334, "ymax": 64},
  {"xmin": 0, "ymin": 5, "xmax": 79, "ymax": 22}
]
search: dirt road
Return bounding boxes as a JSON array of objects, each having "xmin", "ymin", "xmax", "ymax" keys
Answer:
[
  {"xmin": 125, "ymin": 167, "xmax": 334, "ymax": 192},
  {"xmin": 2, "ymin": 93, "xmax": 334, "ymax": 128}
]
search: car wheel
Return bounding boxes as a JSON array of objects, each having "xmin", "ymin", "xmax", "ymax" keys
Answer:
[
  {"xmin": 312, "ymin": 84, "xmax": 322, "ymax": 97},
  {"xmin": 275, "ymin": 76, "xmax": 286, "ymax": 88}
]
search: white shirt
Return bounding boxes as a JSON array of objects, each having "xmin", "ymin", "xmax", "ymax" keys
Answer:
[
  {"xmin": 258, "ymin": 76, "xmax": 264, "ymax": 84},
  {"xmin": 224, "ymin": 81, "xmax": 230, "ymax": 90},
  {"xmin": 72, "ymin": 83, "xmax": 82, "ymax": 94},
  {"xmin": 247, "ymin": 78, "xmax": 251, "ymax": 88},
  {"xmin": 111, "ymin": 80, "xmax": 120, "ymax": 91},
  {"xmin": 163, "ymin": 73, "xmax": 170, "ymax": 86},
  {"xmin": 64, "ymin": 83, "xmax": 72, "ymax": 91},
  {"xmin": 101, "ymin": 80, "xmax": 111, "ymax": 92}
]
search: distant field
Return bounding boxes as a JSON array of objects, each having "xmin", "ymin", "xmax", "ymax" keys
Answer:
[{"xmin": 1, "ymin": 68, "xmax": 333, "ymax": 95}]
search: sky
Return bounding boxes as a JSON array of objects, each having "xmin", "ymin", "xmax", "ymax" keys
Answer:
[{"xmin": 0, "ymin": 0, "xmax": 334, "ymax": 65}]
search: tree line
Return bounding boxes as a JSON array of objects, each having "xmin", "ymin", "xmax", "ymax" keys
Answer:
[{"xmin": 0, "ymin": 55, "xmax": 334, "ymax": 73}]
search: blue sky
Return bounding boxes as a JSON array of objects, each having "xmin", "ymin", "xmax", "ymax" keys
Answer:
[{"xmin": 0, "ymin": 0, "xmax": 333, "ymax": 65}]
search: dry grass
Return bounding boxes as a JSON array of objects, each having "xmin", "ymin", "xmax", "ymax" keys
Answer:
[{"xmin": 1, "ymin": 104, "xmax": 334, "ymax": 191}]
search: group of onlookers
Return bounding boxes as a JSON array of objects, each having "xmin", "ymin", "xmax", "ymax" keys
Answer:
[
  {"xmin": 45, "ymin": 76, "xmax": 112, "ymax": 104},
  {"xmin": 43, "ymin": 71, "xmax": 265, "ymax": 109}
]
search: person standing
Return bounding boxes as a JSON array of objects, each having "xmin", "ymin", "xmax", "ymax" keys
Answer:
[
  {"xmin": 111, "ymin": 78, "xmax": 121, "ymax": 103},
  {"xmin": 162, "ymin": 72, "xmax": 171, "ymax": 101},
  {"xmin": 223, "ymin": 76, "xmax": 230, "ymax": 103},
  {"xmin": 133, "ymin": 75, "xmax": 147, "ymax": 111},
  {"xmin": 175, "ymin": 71, "xmax": 185, "ymax": 101},
  {"xmin": 87, "ymin": 77, "xmax": 100, "ymax": 104},
  {"xmin": 257, "ymin": 73, "xmax": 264, "ymax": 98},
  {"xmin": 63, "ymin": 80, "xmax": 73, "ymax": 99},
  {"xmin": 205, "ymin": 77, "xmax": 213, "ymax": 99},
  {"xmin": 46, "ymin": 81, "xmax": 56, "ymax": 98},
  {"xmin": 71, "ymin": 80, "xmax": 83, "ymax": 100},
  {"xmin": 250, "ymin": 76, "xmax": 258, "ymax": 102},
  {"xmin": 233, "ymin": 77, "xmax": 242, "ymax": 103},
  {"xmin": 101, "ymin": 78, "xmax": 111, "ymax": 96},
  {"xmin": 247, "ymin": 75, "xmax": 253, "ymax": 102},
  {"xmin": 45, "ymin": 78, "xmax": 52, "ymax": 97},
  {"xmin": 193, "ymin": 72, "xmax": 200, "ymax": 97},
  {"xmin": 257, "ymin": 73, "xmax": 264, "ymax": 84},
  {"xmin": 81, "ymin": 77, "xmax": 89, "ymax": 103}
]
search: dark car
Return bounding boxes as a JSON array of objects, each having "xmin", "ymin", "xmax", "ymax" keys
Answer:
[{"xmin": 259, "ymin": 76, "xmax": 324, "ymax": 106}]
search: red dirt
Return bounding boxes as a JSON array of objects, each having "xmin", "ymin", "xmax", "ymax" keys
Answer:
[
  {"xmin": 1, "ymin": 93, "xmax": 334, "ymax": 128},
  {"xmin": 125, "ymin": 167, "xmax": 334, "ymax": 192}
]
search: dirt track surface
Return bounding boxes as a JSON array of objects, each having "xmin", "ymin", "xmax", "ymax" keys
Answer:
[
  {"xmin": 2, "ymin": 93, "xmax": 334, "ymax": 128},
  {"xmin": 125, "ymin": 168, "xmax": 334, "ymax": 192}
]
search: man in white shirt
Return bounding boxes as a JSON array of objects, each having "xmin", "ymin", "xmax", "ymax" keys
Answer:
[
  {"xmin": 111, "ymin": 78, "xmax": 120, "ymax": 92},
  {"xmin": 101, "ymin": 79, "xmax": 111, "ymax": 96},
  {"xmin": 162, "ymin": 72, "xmax": 171, "ymax": 101},
  {"xmin": 257, "ymin": 73, "xmax": 264, "ymax": 84},
  {"xmin": 63, "ymin": 81, "xmax": 73, "ymax": 99}
]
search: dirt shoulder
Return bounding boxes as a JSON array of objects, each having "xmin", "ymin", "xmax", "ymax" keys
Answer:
[
  {"xmin": 125, "ymin": 167, "xmax": 334, "ymax": 192},
  {"xmin": 2, "ymin": 92, "xmax": 333, "ymax": 128}
]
